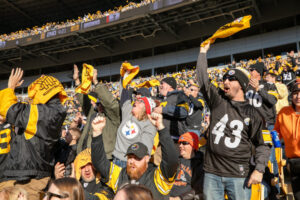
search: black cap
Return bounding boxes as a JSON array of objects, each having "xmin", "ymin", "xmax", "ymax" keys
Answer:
[
  {"xmin": 125, "ymin": 142, "xmax": 149, "ymax": 159},
  {"xmin": 249, "ymin": 62, "xmax": 265, "ymax": 77},
  {"xmin": 162, "ymin": 77, "xmax": 177, "ymax": 90},
  {"xmin": 134, "ymin": 87, "xmax": 151, "ymax": 97}
]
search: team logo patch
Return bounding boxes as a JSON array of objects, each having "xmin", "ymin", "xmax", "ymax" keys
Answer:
[
  {"xmin": 244, "ymin": 118, "xmax": 250, "ymax": 126},
  {"xmin": 239, "ymin": 164, "xmax": 245, "ymax": 176},
  {"xmin": 122, "ymin": 120, "xmax": 139, "ymax": 139},
  {"xmin": 228, "ymin": 70, "xmax": 235, "ymax": 75},
  {"xmin": 131, "ymin": 144, "xmax": 139, "ymax": 150}
]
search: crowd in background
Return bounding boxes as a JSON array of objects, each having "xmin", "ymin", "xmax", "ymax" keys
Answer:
[
  {"xmin": 0, "ymin": 45, "xmax": 299, "ymax": 200},
  {"xmin": 0, "ymin": 0, "xmax": 156, "ymax": 42}
]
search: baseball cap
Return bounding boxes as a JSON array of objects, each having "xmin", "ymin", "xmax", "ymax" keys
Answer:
[{"xmin": 125, "ymin": 142, "xmax": 149, "ymax": 159}]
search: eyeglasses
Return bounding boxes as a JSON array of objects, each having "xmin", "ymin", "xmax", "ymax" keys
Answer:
[
  {"xmin": 43, "ymin": 191, "xmax": 69, "ymax": 199},
  {"xmin": 223, "ymin": 76, "xmax": 238, "ymax": 82},
  {"xmin": 179, "ymin": 141, "xmax": 190, "ymax": 146}
]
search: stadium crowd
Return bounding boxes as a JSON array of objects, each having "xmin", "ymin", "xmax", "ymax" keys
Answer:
[
  {"xmin": 0, "ymin": 41, "xmax": 299, "ymax": 200},
  {"xmin": 0, "ymin": 0, "xmax": 156, "ymax": 42}
]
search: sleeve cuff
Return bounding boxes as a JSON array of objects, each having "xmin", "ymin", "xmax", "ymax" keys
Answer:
[
  {"xmin": 255, "ymin": 163, "xmax": 265, "ymax": 173},
  {"xmin": 92, "ymin": 134, "xmax": 103, "ymax": 143}
]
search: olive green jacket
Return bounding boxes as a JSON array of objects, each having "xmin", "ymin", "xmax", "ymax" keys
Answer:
[{"xmin": 76, "ymin": 83, "xmax": 120, "ymax": 159}]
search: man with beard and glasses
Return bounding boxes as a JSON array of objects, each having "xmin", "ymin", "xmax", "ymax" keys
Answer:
[
  {"xmin": 196, "ymin": 43, "xmax": 271, "ymax": 200},
  {"xmin": 91, "ymin": 113, "xmax": 178, "ymax": 200}
]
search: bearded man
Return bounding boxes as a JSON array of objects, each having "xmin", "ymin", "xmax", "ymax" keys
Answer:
[{"xmin": 91, "ymin": 113, "xmax": 179, "ymax": 200}]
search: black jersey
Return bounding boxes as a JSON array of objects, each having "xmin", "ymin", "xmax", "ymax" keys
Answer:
[
  {"xmin": 246, "ymin": 81, "xmax": 278, "ymax": 125},
  {"xmin": 196, "ymin": 52, "xmax": 271, "ymax": 178},
  {"xmin": 281, "ymin": 70, "xmax": 296, "ymax": 85},
  {"xmin": 0, "ymin": 123, "xmax": 14, "ymax": 181},
  {"xmin": 185, "ymin": 94, "xmax": 205, "ymax": 130}
]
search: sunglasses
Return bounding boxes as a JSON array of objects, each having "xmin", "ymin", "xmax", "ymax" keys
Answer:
[
  {"xmin": 179, "ymin": 141, "xmax": 190, "ymax": 145},
  {"xmin": 223, "ymin": 76, "xmax": 238, "ymax": 82},
  {"xmin": 43, "ymin": 191, "xmax": 69, "ymax": 199}
]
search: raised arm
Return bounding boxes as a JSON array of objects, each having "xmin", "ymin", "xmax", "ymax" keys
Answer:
[
  {"xmin": 91, "ymin": 116, "xmax": 122, "ymax": 187},
  {"xmin": 148, "ymin": 113, "xmax": 178, "ymax": 180},
  {"xmin": 91, "ymin": 117, "xmax": 111, "ymax": 181},
  {"xmin": 195, "ymin": 43, "xmax": 222, "ymax": 108},
  {"xmin": 94, "ymin": 83, "xmax": 120, "ymax": 123},
  {"xmin": 196, "ymin": 44, "xmax": 210, "ymax": 93}
]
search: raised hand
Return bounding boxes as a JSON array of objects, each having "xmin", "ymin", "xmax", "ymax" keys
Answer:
[
  {"xmin": 8, "ymin": 68, "xmax": 24, "ymax": 90},
  {"xmin": 200, "ymin": 42, "xmax": 210, "ymax": 54},
  {"xmin": 148, "ymin": 112, "xmax": 165, "ymax": 131},
  {"xmin": 153, "ymin": 106, "xmax": 163, "ymax": 114},
  {"xmin": 93, "ymin": 68, "xmax": 98, "ymax": 85},
  {"xmin": 54, "ymin": 162, "xmax": 66, "ymax": 179},
  {"xmin": 92, "ymin": 116, "xmax": 106, "ymax": 137},
  {"xmin": 73, "ymin": 64, "xmax": 80, "ymax": 86},
  {"xmin": 249, "ymin": 77, "xmax": 259, "ymax": 91}
]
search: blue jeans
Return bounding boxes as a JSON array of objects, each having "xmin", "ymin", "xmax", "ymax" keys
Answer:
[
  {"xmin": 113, "ymin": 157, "xmax": 127, "ymax": 168},
  {"xmin": 203, "ymin": 173, "xmax": 251, "ymax": 200}
]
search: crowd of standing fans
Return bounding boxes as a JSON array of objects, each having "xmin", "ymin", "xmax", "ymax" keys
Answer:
[{"xmin": 0, "ymin": 41, "xmax": 299, "ymax": 200}]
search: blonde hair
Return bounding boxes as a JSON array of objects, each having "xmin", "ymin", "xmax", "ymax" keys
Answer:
[
  {"xmin": 0, "ymin": 186, "xmax": 28, "ymax": 200},
  {"xmin": 137, "ymin": 105, "xmax": 148, "ymax": 121}
]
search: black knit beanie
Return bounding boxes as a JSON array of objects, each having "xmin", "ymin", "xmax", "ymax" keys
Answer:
[
  {"xmin": 162, "ymin": 77, "xmax": 177, "ymax": 90},
  {"xmin": 224, "ymin": 68, "xmax": 250, "ymax": 92},
  {"xmin": 249, "ymin": 62, "xmax": 265, "ymax": 77}
]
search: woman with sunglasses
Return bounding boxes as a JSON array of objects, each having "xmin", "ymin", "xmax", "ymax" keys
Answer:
[{"xmin": 43, "ymin": 177, "xmax": 84, "ymax": 200}]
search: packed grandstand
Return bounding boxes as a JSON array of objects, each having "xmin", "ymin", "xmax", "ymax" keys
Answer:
[{"xmin": 0, "ymin": 0, "xmax": 300, "ymax": 200}]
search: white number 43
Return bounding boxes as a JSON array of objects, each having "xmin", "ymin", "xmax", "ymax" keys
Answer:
[{"xmin": 212, "ymin": 114, "xmax": 244, "ymax": 148}]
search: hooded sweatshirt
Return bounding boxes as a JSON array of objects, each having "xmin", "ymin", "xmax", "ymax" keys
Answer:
[{"xmin": 274, "ymin": 106, "xmax": 300, "ymax": 158}]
